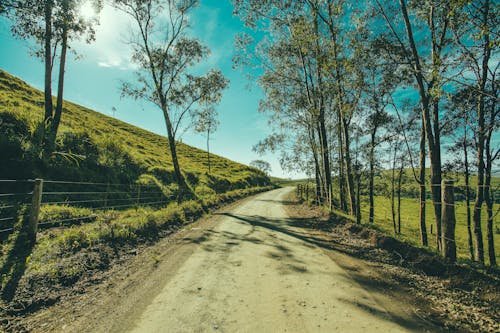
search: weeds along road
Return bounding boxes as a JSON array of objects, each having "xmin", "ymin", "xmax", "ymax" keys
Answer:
[{"xmin": 64, "ymin": 187, "xmax": 433, "ymax": 333}]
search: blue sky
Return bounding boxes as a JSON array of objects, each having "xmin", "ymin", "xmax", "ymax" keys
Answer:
[{"xmin": 0, "ymin": 0, "xmax": 295, "ymax": 178}]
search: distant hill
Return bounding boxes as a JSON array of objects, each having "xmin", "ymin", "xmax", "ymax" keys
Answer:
[{"xmin": 0, "ymin": 69, "xmax": 269, "ymax": 193}]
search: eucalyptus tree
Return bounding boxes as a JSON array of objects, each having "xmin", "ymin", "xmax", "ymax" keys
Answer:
[
  {"xmin": 234, "ymin": 0, "xmax": 365, "ymax": 213},
  {"xmin": 234, "ymin": 0, "xmax": 335, "ymax": 208},
  {"xmin": 194, "ymin": 106, "xmax": 219, "ymax": 174},
  {"xmin": 353, "ymin": 26, "xmax": 398, "ymax": 225},
  {"xmin": 250, "ymin": 160, "xmax": 272, "ymax": 176},
  {"xmin": 373, "ymin": 0, "xmax": 457, "ymax": 249},
  {"xmin": 449, "ymin": 0, "xmax": 499, "ymax": 265},
  {"xmin": 3, "ymin": 0, "xmax": 101, "ymax": 150},
  {"xmin": 113, "ymin": 0, "xmax": 228, "ymax": 200},
  {"xmin": 444, "ymin": 87, "xmax": 478, "ymax": 259},
  {"xmin": 305, "ymin": 0, "xmax": 363, "ymax": 216}
]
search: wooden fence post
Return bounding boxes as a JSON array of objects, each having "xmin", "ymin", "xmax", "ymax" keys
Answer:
[
  {"xmin": 441, "ymin": 180, "xmax": 456, "ymax": 262},
  {"xmin": 28, "ymin": 178, "xmax": 43, "ymax": 244}
]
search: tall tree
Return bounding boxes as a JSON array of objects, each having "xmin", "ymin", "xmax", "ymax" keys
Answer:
[
  {"xmin": 250, "ymin": 160, "xmax": 272, "ymax": 176},
  {"xmin": 450, "ymin": 0, "xmax": 499, "ymax": 264},
  {"xmin": 4, "ymin": 0, "xmax": 101, "ymax": 150},
  {"xmin": 374, "ymin": 0, "xmax": 454, "ymax": 249},
  {"xmin": 113, "ymin": 0, "xmax": 228, "ymax": 200},
  {"xmin": 194, "ymin": 107, "xmax": 219, "ymax": 174}
]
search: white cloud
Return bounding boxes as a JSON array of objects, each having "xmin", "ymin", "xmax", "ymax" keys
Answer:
[{"xmin": 73, "ymin": 4, "xmax": 135, "ymax": 69}]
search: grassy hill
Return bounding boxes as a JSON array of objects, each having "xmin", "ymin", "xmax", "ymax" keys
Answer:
[
  {"xmin": 0, "ymin": 69, "xmax": 274, "ymax": 310},
  {"xmin": 0, "ymin": 69, "xmax": 269, "ymax": 192}
]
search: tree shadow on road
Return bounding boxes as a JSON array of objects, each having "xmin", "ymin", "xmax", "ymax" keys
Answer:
[{"xmin": 213, "ymin": 212, "xmax": 443, "ymax": 332}]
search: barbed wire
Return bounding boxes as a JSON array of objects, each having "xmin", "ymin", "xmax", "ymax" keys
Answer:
[{"xmin": 0, "ymin": 178, "xmax": 175, "ymax": 236}]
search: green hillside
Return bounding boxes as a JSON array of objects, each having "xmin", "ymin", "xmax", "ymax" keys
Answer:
[{"xmin": 0, "ymin": 69, "xmax": 269, "ymax": 191}]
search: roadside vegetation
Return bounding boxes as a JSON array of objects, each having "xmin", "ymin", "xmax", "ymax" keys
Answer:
[
  {"xmin": 297, "ymin": 169, "xmax": 500, "ymax": 265},
  {"xmin": 234, "ymin": 0, "xmax": 499, "ymax": 267},
  {"xmin": 0, "ymin": 69, "xmax": 272, "ymax": 314}
]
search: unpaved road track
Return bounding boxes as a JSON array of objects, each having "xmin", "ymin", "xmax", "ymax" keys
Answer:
[{"xmin": 61, "ymin": 187, "xmax": 434, "ymax": 333}]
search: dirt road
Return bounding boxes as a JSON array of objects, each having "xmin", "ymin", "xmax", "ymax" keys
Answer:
[
  {"xmin": 52, "ymin": 187, "xmax": 436, "ymax": 333},
  {"xmin": 105, "ymin": 187, "xmax": 428, "ymax": 333}
]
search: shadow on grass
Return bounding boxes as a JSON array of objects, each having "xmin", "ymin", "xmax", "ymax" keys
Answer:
[{"xmin": 0, "ymin": 213, "xmax": 35, "ymax": 302}]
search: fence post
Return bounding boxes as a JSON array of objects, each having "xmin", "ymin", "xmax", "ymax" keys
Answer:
[
  {"xmin": 28, "ymin": 178, "xmax": 43, "ymax": 244},
  {"xmin": 441, "ymin": 180, "xmax": 456, "ymax": 262}
]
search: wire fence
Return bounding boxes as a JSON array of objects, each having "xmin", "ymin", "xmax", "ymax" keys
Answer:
[
  {"xmin": 0, "ymin": 179, "xmax": 174, "ymax": 237},
  {"xmin": 297, "ymin": 181, "xmax": 500, "ymax": 262}
]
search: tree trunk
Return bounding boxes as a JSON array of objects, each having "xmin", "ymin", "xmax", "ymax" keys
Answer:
[
  {"xmin": 369, "ymin": 130, "xmax": 376, "ymax": 224},
  {"xmin": 314, "ymin": 161, "xmax": 321, "ymax": 205},
  {"xmin": 484, "ymin": 74, "xmax": 496, "ymax": 266},
  {"xmin": 419, "ymin": 124, "xmax": 428, "ymax": 246},
  {"xmin": 400, "ymin": 0, "xmax": 442, "ymax": 249},
  {"xmin": 342, "ymin": 116, "xmax": 356, "ymax": 216},
  {"xmin": 43, "ymin": 0, "xmax": 53, "ymax": 136},
  {"xmin": 318, "ymin": 113, "xmax": 332, "ymax": 209},
  {"xmin": 430, "ymin": 101, "xmax": 443, "ymax": 250},
  {"xmin": 162, "ymin": 109, "xmax": 188, "ymax": 201},
  {"xmin": 338, "ymin": 110, "xmax": 347, "ymax": 211},
  {"xmin": 391, "ymin": 145, "xmax": 397, "ymax": 234},
  {"xmin": 397, "ymin": 162, "xmax": 403, "ymax": 234},
  {"xmin": 463, "ymin": 120, "xmax": 474, "ymax": 260},
  {"xmin": 441, "ymin": 180, "xmax": 457, "ymax": 262},
  {"xmin": 52, "ymin": 22, "xmax": 68, "ymax": 142},
  {"xmin": 473, "ymin": 86, "xmax": 486, "ymax": 264},
  {"xmin": 356, "ymin": 171, "xmax": 361, "ymax": 224},
  {"xmin": 207, "ymin": 126, "xmax": 211, "ymax": 173},
  {"xmin": 312, "ymin": 11, "xmax": 332, "ymax": 211},
  {"xmin": 484, "ymin": 135, "xmax": 495, "ymax": 266}
]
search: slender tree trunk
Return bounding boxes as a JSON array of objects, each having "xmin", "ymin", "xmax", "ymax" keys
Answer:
[
  {"xmin": 419, "ymin": 124, "xmax": 428, "ymax": 246},
  {"xmin": 484, "ymin": 77, "xmax": 496, "ymax": 266},
  {"xmin": 52, "ymin": 23, "xmax": 68, "ymax": 142},
  {"xmin": 397, "ymin": 162, "xmax": 403, "ymax": 234},
  {"xmin": 312, "ymin": 11, "xmax": 332, "ymax": 211},
  {"xmin": 484, "ymin": 135, "xmax": 495, "ymax": 266},
  {"xmin": 43, "ymin": 0, "xmax": 53, "ymax": 134},
  {"xmin": 463, "ymin": 120, "xmax": 474, "ymax": 260},
  {"xmin": 369, "ymin": 129, "xmax": 376, "ymax": 224},
  {"xmin": 162, "ymin": 109, "xmax": 188, "ymax": 201},
  {"xmin": 318, "ymin": 114, "xmax": 332, "ymax": 209},
  {"xmin": 310, "ymin": 126, "xmax": 322, "ymax": 205},
  {"xmin": 356, "ymin": 173, "xmax": 361, "ymax": 224},
  {"xmin": 430, "ymin": 100, "xmax": 443, "ymax": 250},
  {"xmin": 314, "ymin": 161, "xmax": 321, "ymax": 205},
  {"xmin": 206, "ymin": 125, "xmax": 211, "ymax": 173},
  {"xmin": 342, "ymin": 116, "xmax": 356, "ymax": 215},
  {"xmin": 400, "ymin": 0, "xmax": 442, "ymax": 249},
  {"xmin": 391, "ymin": 145, "xmax": 397, "ymax": 234},
  {"xmin": 473, "ymin": 102, "xmax": 485, "ymax": 264},
  {"xmin": 337, "ymin": 110, "xmax": 347, "ymax": 211}
]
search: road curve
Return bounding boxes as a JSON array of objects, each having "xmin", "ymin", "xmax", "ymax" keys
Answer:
[{"xmin": 125, "ymin": 187, "xmax": 421, "ymax": 333}]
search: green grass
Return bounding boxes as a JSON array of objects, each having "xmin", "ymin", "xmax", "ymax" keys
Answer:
[
  {"xmin": 25, "ymin": 186, "xmax": 272, "ymax": 283},
  {"xmin": 0, "ymin": 69, "xmax": 275, "ymax": 299},
  {"xmin": 0, "ymin": 69, "xmax": 269, "ymax": 190},
  {"xmin": 358, "ymin": 195, "xmax": 499, "ymax": 265}
]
